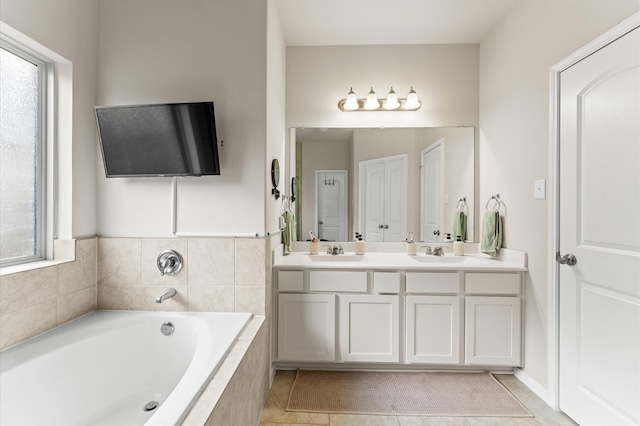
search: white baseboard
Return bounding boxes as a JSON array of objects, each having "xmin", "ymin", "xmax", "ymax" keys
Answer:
[{"xmin": 514, "ymin": 368, "xmax": 557, "ymax": 409}]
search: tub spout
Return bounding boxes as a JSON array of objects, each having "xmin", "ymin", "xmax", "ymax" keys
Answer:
[{"xmin": 156, "ymin": 288, "xmax": 177, "ymax": 303}]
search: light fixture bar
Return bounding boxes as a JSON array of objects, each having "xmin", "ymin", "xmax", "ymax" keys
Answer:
[{"xmin": 338, "ymin": 86, "xmax": 421, "ymax": 112}]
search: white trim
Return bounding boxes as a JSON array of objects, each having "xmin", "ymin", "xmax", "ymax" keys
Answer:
[
  {"xmin": 514, "ymin": 368, "xmax": 556, "ymax": 408},
  {"xmin": 547, "ymin": 11, "xmax": 640, "ymax": 412}
]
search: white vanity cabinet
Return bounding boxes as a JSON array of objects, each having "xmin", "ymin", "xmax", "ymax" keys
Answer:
[
  {"xmin": 277, "ymin": 293, "xmax": 336, "ymax": 362},
  {"xmin": 274, "ymin": 256, "xmax": 525, "ymax": 369},
  {"xmin": 339, "ymin": 294, "xmax": 400, "ymax": 362},
  {"xmin": 406, "ymin": 295, "xmax": 462, "ymax": 364},
  {"xmin": 464, "ymin": 273, "xmax": 522, "ymax": 366}
]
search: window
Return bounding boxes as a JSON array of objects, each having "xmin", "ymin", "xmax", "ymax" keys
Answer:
[{"xmin": 0, "ymin": 39, "xmax": 52, "ymax": 267}]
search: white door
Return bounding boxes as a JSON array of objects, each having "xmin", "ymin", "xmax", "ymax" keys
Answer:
[
  {"xmin": 316, "ymin": 170, "xmax": 348, "ymax": 241},
  {"xmin": 384, "ymin": 157, "xmax": 408, "ymax": 242},
  {"xmin": 361, "ymin": 162, "xmax": 385, "ymax": 242},
  {"xmin": 359, "ymin": 155, "xmax": 407, "ymax": 242},
  {"xmin": 558, "ymin": 26, "xmax": 640, "ymax": 426},
  {"xmin": 421, "ymin": 140, "xmax": 444, "ymax": 242}
]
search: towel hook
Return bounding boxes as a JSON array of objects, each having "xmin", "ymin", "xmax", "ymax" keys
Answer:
[{"xmin": 485, "ymin": 194, "xmax": 502, "ymax": 212}]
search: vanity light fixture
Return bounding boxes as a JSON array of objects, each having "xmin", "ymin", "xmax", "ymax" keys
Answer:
[{"xmin": 338, "ymin": 86, "xmax": 421, "ymax": 111}]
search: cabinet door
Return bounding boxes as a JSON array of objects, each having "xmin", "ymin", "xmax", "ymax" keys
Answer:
[
  {"xmin": 465, "ymin": 296, "xmax": 521, "ymax": 366},
  {"xmin": 406, "ymin": 295, "xmax": 462, "ymax": 364},
  {"xmin": 339, "ymin": 294, "xmax": 399, "ymax": 362},
  {"xmin": 278, "ymin": 294, "xmax": 335, "ymax": 362}
]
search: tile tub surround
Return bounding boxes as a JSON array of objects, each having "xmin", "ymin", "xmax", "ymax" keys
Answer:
[
  {"xmin": 183, "ymin": 315, "xmax": 271, "ymax": 426},
  {"xmin": 0, "ymin": 238, "xmax": 97, "ymax": 350},
  {"xmin": 97, "ymin": 237, "xmax": 270, "ymax": 315}
]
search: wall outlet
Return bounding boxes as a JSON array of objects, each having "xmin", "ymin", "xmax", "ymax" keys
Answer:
[{"xmin": 534, "ymin": 179, "xmax": 546, "ymax": 199}]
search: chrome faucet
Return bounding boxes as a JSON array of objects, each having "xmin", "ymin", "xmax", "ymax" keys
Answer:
[
  {"xmin": 156, "ymin": 288, "xmax": 177, "ymax": 303},
  {"xmin": 423, "ymin": 246, "xmax": 433, "ymax": 255},
  {"xmin": 325, "ymin": 245, "xmax": 344, "ymax": 255},
  {"xmin": 433, "ymin": 246, "xmax": 445, "ymax": 256}
]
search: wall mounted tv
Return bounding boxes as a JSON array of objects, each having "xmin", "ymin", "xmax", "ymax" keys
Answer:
[{"xmin": 94, "ymin": 101, "xmax": 220, "ymax": 177}]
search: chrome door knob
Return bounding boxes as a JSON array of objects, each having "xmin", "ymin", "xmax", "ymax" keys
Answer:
[
  {"xmin": 378, "ymin": 224, "xmax": 384, "ymax": 229},
  {"xmin": 383, "ymin": 225, "xmax": 389, "ymax": 229},
  {"xmin": 557, "ymin": 253, "xmax": 577, "ymax": 266}
]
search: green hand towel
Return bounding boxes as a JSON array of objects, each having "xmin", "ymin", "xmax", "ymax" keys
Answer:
[
  {"xmin": 282, "ymin": 210, "xmax": 296, "ymax": 252},
  {"xmin": 452, "ymin": 211, "xmax": 466, "ymax": 241},
  {"xmin": 481, "ymin": 211, "xmax": 502, "ymax": 256}
]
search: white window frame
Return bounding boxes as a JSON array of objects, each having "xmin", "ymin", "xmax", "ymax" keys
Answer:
[{"xmin": 0, "ymin": 35, "xmax": 55, "ymax": 267}]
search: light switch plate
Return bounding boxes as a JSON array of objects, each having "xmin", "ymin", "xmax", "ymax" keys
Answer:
[{"xmin": 534, "ymin": 179, "xmax": 546, "ymax": 199}]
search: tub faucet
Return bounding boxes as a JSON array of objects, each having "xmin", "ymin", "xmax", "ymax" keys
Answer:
[{"xmin": 156, "ymin": 288, "xmax": 177, "ymax": 303}]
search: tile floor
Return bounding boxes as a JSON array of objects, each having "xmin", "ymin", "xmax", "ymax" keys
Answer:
[{"xmin": 259, "ymin": 370, "xmax": 578, "ymax": 426}]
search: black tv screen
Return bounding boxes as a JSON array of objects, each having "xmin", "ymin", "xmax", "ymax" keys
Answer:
[{"xmin": 95, "ymin": 102, "xmax": 220, "ymax": 177}]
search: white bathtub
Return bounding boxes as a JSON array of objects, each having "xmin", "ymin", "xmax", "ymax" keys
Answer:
[{"xmin": 0, "ymin": 310, "xmax": 252, "ymax": 426}]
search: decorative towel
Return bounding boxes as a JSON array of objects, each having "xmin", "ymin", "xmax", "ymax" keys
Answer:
[
  {"xmin": 282, "ymin": 210, "xmax": 297, "ymax": 252},
  {"xmin": 481, "ymin": 211, "xmax": 502, "ymax": 256},
  {"xmin": 452, "ymin": 211, "xmax": 467, "ymax": 241}
]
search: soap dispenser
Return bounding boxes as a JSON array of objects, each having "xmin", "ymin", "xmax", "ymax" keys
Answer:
[
  {"xmin": 406, "ymin": 232, "xmax": 417, "ymax": 255},
  {"xmin": 355, "ymin": 233, "xmax": 366, "ymax": 255},
  {"xmin": 453, "ymin": 235, "xmax": 464, "ymax": 256}
]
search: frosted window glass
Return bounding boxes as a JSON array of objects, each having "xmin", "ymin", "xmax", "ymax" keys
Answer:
[{"xmin": 0, "ymin": 48, "xmax": 40, "ymax": 261}]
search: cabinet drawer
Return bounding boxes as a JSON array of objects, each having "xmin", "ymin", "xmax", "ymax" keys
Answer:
[
  {"xmin": 465, "ymin": 273, "xmax": 521, "ymax": 295},
  {"xmin": 373, "ymin": 272, "xmax": 400, "ymax": 293},
  {"xmin": 406, "ymin": 272, "xmax": 460, "ymax": 294},
  {"xmin": 310, "ymin": 270, "xmax": 367, "ymax": 292},
  {"xmin": 278, "ymin": 270, "xmax": 304, "ymax": 292}
]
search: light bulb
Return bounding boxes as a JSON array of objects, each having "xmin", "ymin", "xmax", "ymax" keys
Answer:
[
  {"xmin": 343, "ymin": 87, "xmax": 359, "ymax": 110},
  {"xmin": 404, "ymin": 86, "xmax": 421, "ymax": 110},
  {"xmin": 383, "ymin": 87, "xmax": 400, "ymax": 110},
  {"xmin": 364, "ymin": 87, "xmax": 380, "ymax": 110}
]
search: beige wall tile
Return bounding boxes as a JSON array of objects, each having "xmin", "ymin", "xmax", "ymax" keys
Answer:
[
  {"xmin": 188, "ymin": 286, "xmax": 234, "ymax": 312},
  {"xmin": 98, "ymin": 238, "xmax": 141, "ymax": 286},
  {"xmin": 58, "ymin": 238, "xmax": 97, "ymax": 295},
  {"xmin": 0, "ymin": 266, "xmax": 57, "ymax": 315},
  {"xmin": 141, "ymin": 238, "xmax": 188, "ymax": 286},
  {"xmin": 188, "ymin": 238, "xmax": 235, "ymax": 286},
  {"xmin": 97, "ymin": 284, "xmax": 142, "ymax": 310},
  {"xmin": 57, "ymin": 286, "xmax": 96, "ymax": 324},
  {"xmin": 235, "ymin": 286, "xmax": 266, "ymax": 315},
  {"xmin": 0, "ymin": 300, "xmax": 57, "ymax": 350},
  {"xmin": 235, "ymin": 238, "xmax": 267, "ymax": 286}
]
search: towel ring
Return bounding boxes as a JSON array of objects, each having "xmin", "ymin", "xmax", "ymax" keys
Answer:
[
  {"xmin": 485, "ymin": 194, "xmax": 502, "ymax": 212},
  {"xmin": 455, "ymin": 197, "xmax": 468, "ymax": 214}
]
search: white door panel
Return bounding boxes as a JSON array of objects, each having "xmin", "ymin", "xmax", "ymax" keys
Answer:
[
  {"xmin": 558, "ymin": 25, "xmax": 640, "ymax": 426},
  {"xmin": 316, "ymin": 170, "xmax": 348, "ymax": 241},
  {"xmin": 421, "ymin": 140, "xmax": 444, "ymax": 242}
]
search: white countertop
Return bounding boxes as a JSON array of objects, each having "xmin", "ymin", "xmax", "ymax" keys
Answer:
[{"xmin": 273, "ymin": 249, "xmax": 527, "ymax": 272}]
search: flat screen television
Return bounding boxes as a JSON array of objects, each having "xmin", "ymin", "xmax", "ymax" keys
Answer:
[{"xmin": 94, "ymin": 101, "xmax": 220, "ymax": 177}]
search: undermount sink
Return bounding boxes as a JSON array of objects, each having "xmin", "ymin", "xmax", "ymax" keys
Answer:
[
  {"xmin": 307, "ymin": 255, "xmax": 368, "ymax": 262},
  {"xmin": 410, "ymin": 255, "xmax": 487, "ymax": 264}
]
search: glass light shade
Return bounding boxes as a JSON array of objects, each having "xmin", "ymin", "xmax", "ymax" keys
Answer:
[
  {"xmin": 383, "ymin": 87, "xmax": 400, "ymax": 110},
  {"xmin": 405, "ymin": 86, "xmax": 421, "ymax": 110},
  {"xmin": 343, "ymin": 87, "xmax": 359, "ymax": 111},
  {"xmin": 364, "ymin": 87, "xmax": 380, "ymax": 110}
]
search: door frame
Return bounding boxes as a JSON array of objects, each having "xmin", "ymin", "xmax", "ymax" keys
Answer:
[{"xmin": 545, "ymin": 11, "xmax": 640, "ymax": 411}]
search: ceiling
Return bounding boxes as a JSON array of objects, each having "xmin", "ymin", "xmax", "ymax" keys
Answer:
[{"xmin": 274, "ymin": 0, "xmax": 517, "ymax": 46}]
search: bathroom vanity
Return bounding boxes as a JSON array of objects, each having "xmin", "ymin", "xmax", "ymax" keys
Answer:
[{"xmin": 272, "ymin": 247, "xmax": 527, "ymax": 370}]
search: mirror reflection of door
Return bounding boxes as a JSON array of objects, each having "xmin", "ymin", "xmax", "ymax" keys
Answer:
[
  {"xmin": 421, "ymin": 139, "xmax": 444, "ymax": 242},
  {"xmin": 315, "ymin": 170, "xmax": 348, "ymax": 241},
  {"xmin": 359, "ymin": 154, "xmax": 407, "ymax": 242}
]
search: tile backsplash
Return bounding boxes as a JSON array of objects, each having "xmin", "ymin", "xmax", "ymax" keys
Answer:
[{"xmin": 0, "ymin": 236, "xmax": 271, "ymax": 351}]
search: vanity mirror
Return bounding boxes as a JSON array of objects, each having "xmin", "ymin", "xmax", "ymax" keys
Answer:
[{"xmin": 290, "ymin": 127, "xmax": 475, "ymax": 243}]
